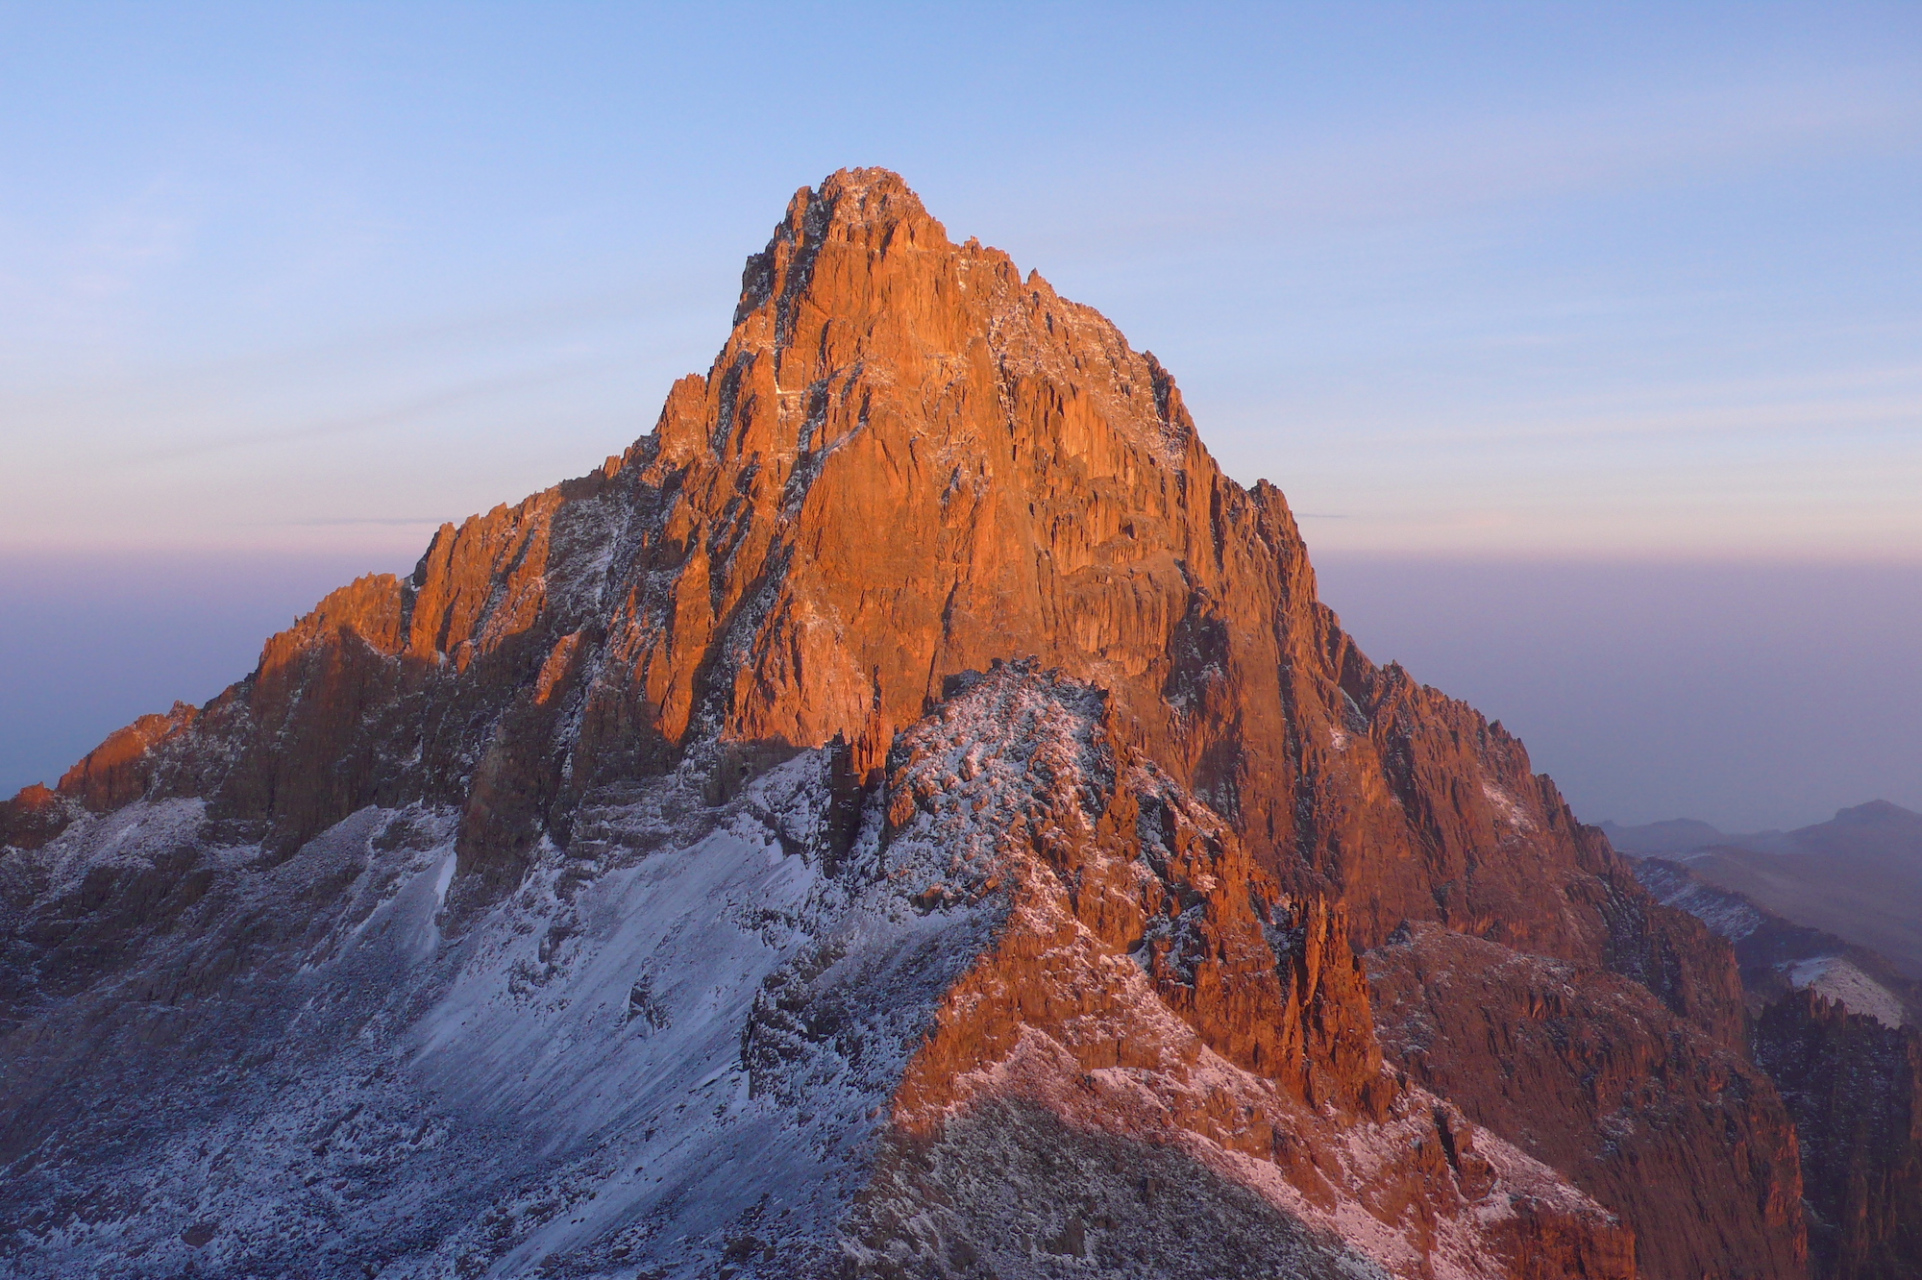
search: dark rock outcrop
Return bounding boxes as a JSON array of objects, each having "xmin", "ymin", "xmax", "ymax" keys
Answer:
[{"xmin": 1755, "ymin": 992, "xmax": 1922, "ymax": 1279}]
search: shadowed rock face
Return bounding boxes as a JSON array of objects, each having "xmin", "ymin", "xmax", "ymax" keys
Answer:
[
  {"xmin": 0, "ymin": 169, "xmax": 1818, "ymax": 1276},
  {"xmin": 845, "ymin": 1096, "xmax": 1376, "ymax": 1280},
  {"xmin": 1639, "ymin": 854, "xmax": 1922, "ymax": 1280},
  {"xmin": 1755, "ymin": 992, "xmax": 1922, "ymax": 1280}
]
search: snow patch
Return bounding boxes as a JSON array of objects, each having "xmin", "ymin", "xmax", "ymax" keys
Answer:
[
  {"xmin": 1479, "ymin": 781, "xmax": 1535, "ymax": 833},
  {"xmin": 1785, "ymin": 956, "xmax": 1905, "ymax": 1028}
]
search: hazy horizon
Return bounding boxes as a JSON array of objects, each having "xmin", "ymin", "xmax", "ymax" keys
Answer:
[{"xmin": 4, "ymin": 543, "xmax": 1916, "ymax": 835}]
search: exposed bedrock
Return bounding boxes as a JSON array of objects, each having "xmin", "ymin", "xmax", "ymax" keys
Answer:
[
  {"xmin": 4, "ymin": 169, "xmax": 1738, "ymax": 1029},
  {"xmin": 1369, "ymin": 923, "xmax": 1807, "ymax": 1280},
  {"xmin": 0, "ymin": 167, "xmax": 1833, "ymax": 1276}
]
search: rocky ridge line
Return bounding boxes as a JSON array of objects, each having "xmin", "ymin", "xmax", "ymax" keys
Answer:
[{"xmin": 1, "ymin": 168, "xmax": 1820, "ymax": 1277}]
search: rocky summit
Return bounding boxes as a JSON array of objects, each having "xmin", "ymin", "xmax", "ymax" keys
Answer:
[{"xmin": 0, "ymin": 169, "xmax": 1907, "ymax": 1278}]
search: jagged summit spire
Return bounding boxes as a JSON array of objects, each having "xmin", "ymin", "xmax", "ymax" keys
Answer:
[
  {"xmin": 785, "ymin": 167, "xmax": 947, "ymax": 248},
  {"xmin": 806, "ymin": 166, "xmax": 938, "ymax": 226},
  {"xmin": 733, "ymin": 167, "xmax": 954, "ymax": 327}
]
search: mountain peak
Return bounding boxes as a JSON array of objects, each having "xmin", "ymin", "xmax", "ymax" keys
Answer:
[
  {"xmin": 4, "ymin": 169, "xmax": 1708, "ymax": 969},
  {"xmin": 733, "ymin": 167, "xmax": 954, "ymax": 325},
  {"xmin": 1833, "ymin": 799, "xmax": 1920, "ymax": 828},
  {"xmin": 809, "ymin": 166, "xmax": 938, "ymax": 230},
  {"xmin": 1, "ymin": 170, "xmax": 1817, "ymax": 1279}
]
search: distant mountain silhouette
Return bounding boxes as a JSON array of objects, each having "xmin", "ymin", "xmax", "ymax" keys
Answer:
[
  {"xmin": 1611, "ymin": 801, "xmax": 1922, "ymax": 979},
  {"xmin": 1600, "ymin": 816, "xmax": 1738, "ymax": 856}
]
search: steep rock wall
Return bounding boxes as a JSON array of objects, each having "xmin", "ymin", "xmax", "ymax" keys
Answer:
[
  {"xmin": 3, "ymin": 170, "xmax": 1734, "ymax": 1044},
  {"xmin": 1370, "ymin": 924, "xmax": 1806, "ymax": 1280},
  {"xmin": 1754, "ymin": 991, "xmax": 1922, "ymax": 1279}
]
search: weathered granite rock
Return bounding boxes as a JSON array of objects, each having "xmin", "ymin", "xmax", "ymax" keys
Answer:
[
  {"xmin": 1370, "ymin": 923, "xmax": 1807, "ymax": 1280},
  {"xmin": 1, "ymin": 168, "xmax": 1825, "ymax": 1276}
]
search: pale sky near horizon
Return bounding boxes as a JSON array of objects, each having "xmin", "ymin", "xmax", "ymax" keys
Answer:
[
  {"xmin": 1, "ymin": 3, "xmax": 1918, "ymax": 829},
  {"xmin": 2, "ymin": 2, "xmax": 1917, "ymax": 561}
]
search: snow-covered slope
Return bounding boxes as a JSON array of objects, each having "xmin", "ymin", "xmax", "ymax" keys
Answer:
[
  {"xmin": 1, "ymin": 665, "xmax": 1625, "ymax": 1278},
  {"xmin": 1634, "ymin": 855, "xmax": 1916, "ymax": 1028},
  {"xmin": 1785, "ymin": 957, "xmax": 1905, "ymax": 1029},
  {"xmin": 1, "ymin": 714, "xmax": 1006, "ymax": 1277}
]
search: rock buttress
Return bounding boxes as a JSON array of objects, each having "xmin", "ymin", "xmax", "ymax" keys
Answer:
[{"xmin": 1370, "ymin": 924, "xmax": 1807, "ymax": 1279}]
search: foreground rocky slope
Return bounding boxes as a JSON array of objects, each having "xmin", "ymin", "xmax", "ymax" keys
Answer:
[
  {"xmin": 1, "ymin": 665, "xmax": 1630, "ymax": 1277},
  {"xmin": 0, "ymin": 169, "xmax": 1850, "ymax": 1276}
]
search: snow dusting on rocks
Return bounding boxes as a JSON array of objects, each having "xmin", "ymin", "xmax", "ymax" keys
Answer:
[{"xmin": 1, "ymin": 663, "xmax": 1620, "ymax": 1278}]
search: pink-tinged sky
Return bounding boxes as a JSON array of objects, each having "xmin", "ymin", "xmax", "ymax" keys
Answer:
[{"xmin": 0, "ymin": 3, "xmax": 1916, "ymax": 827}]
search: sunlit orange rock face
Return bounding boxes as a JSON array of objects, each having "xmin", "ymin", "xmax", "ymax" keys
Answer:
[
  {"xmin": 51, "ymin": 702, "xmax": 199, "ymax": 815},
  {"xmin": 2, "ymin": 169, "xmax": 1819, "ymax": 1275},
  {"xmin": 879, "ymin": 668, "xmax": 1390, "ymax": 1124},
  {"xmin": 44, "ymin": 172, "xmax": 1711, "ymax": 972},
  {"xmin": 827, "ymin": 663, "xmax": 1634, "ymax": 1278},
  {"xmin": 1372, "ymin": 923, "xmax": 1808, "ymax": 1280}
]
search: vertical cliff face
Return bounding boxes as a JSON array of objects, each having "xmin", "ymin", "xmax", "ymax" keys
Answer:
[
  {"xmin": 1636, "ymin": 852, "xmax": 1922, "ymax": 1279},
  {"xmin": 1754, "ymin": 992, "xmax": 1922, "ymax": 1279},
  {"xmin": 1370, "ymin": 924, "xmax": 1807, "ymax": 1280},
  {"xmin": 0, "ymin": 168, "xmax": 1827, "ymax": 1276},
  {"xmin": 1754, "ymin": 984, "xmax": 1922, "ymax": 1280}
]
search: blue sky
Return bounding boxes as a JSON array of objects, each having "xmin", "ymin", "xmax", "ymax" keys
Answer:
[
  {"xmin": 2, "ymin": 1, "xmax": 1916, "ymax": 559},
  {"xmin": 1, "ymin": 2, "xmax": 1918, "ymax": 825}
]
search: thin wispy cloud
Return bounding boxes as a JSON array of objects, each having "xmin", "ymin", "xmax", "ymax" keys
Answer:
[{"xmin": 264, "ymin": 515, "xmax": 451, "ymax": 527}]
